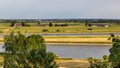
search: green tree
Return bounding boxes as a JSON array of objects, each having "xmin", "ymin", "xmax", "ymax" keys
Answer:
[
  {"xmin": 88, "ymin": 23, "xmax": 92, "ymax": 27},
  {"xmin": 10, "ymin": 20, "xmax": 16, "ymax": 27},
  {"xmin": 49, "ymin": 22, "xmax": 53, "ymax": 27},
  {"xmin": 3, "ymin": 32, "xmax": 58, "ymax": 68},
  {"xmin": 3, "ymin": 32, "xmax": 27, "ymax": 68},
  {"xmin": 21, "ymin": 21, "xmax": 25, "ymax": 26},
  {"xmin": 109, "ymin": 34, "xmax": 120, "ymax": 68},
  {"xmin": 85, "ymin": 20, "xmax": 88, "ymax": 27}
]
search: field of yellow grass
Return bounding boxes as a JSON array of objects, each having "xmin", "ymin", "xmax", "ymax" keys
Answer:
[
  {"xmin": 56, "ymin": 59, "xmax": 90, "ymax": 68},
  {"xmin": 0, "ymin": 36, "xmax": 112, "ymax": 44},
  {"xmin": 44, "ymin": 36, "xmax": 112, "ymax": 44}
]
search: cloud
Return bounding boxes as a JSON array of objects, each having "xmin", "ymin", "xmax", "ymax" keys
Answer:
[{"xmin": 0, "ymin": 0, "xmax": 120, "ymax": 19}]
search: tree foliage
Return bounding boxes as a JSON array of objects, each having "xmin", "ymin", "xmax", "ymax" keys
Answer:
[
  {"xmin": 88, "ymin": 55, "xmax": 112, "ymax": 68},
  {"xmin": 49, "ymin": 22, "xmax": 53, "ymax": 27},
  {"xmin": 10, "ymin": 20, "xmax": 16, "ymax": 27},
  {"xmin": 109, "ymin": 34, "xmax": 120, "ymax": 68},
  {"xmin": 3, "ymin": 32, "xmax": 58, "ymax": 68},
  {"xmin": 89, "ymin": 34, "xmax": 120, "ymax": 68}
]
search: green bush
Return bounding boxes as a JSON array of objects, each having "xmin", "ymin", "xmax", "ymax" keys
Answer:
[{"xmin": 88, "ymin": 55, "xmax": 112, "ymax": 68}]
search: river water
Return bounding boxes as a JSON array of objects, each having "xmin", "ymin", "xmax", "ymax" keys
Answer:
[{"xmin": 0, "ymin": 43, "xmax": 111, "ymax": 59}]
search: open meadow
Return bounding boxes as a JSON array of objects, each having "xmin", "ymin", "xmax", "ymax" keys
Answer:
[{"xmin": 0, "ymin": 23, "xmax": 120, "ymax": 34}]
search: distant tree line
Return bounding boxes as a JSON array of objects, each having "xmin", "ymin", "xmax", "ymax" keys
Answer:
[
  {"xmin": 10, "ymin": 21, "xmax": 30, "ymax": 27},
  {"xmin": 1, "ymin": 19, "xmax": 120, "ymax": 24}
]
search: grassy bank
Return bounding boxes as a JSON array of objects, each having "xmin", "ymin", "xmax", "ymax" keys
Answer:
[
  {"xmin": 44, "ymin": 36, "xmax": 112, "ymax": 44},
  {"xmin": 0, "ymin": 36, "xmax": 112, "ymax": 44},
  {"xmin": 56, "ymin": 59, "xmax": 89, "ymax": 68}
]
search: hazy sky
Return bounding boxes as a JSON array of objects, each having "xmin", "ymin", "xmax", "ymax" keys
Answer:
[{"xmin": 0, "ymin": 0, "xmax": 120, "ymax": 19}]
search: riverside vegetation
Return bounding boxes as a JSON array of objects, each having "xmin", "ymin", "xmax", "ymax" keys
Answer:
[
  {"xmin": 3, "ymin": 32, "xmax": 58, "ymax": 68},
  {"xmin": 0, "ymin": 33, "xmax": 120, "ymax": 68},
  {"xmin": 88, "ymin": 34, "xmax": 120, "ymax": 68}
]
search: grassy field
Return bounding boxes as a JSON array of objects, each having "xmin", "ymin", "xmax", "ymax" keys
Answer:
[
  {"xmin": 12, "ymin": 26, "xmax": 120, "ymax": 33},
  {"xmin": 0, "ymin": 23, "xmax": 120, "ymax": 34}
]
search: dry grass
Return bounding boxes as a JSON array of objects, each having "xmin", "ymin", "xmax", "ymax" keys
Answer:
[
  {"xmin": 44, "ymin": 37, "xmax": 111, "ymax": 43},
  {"xmin": 56, "ymin": 59, "xmax": 90, "ymax": 68},
  {"xmin": 0, "ymin": 36, "xmax": 112, "ymax": 44}
]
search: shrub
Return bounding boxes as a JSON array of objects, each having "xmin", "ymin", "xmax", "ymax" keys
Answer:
[
  {"xmin": 49, "ymin": 22, "xmax": 53, "ymax": 27},
  {"xmin": 88, "ymin": 55, "xmax": 112, "ymax": 68},
  {"xmin": 42, "ymin": 29, "xmax": 49, "ymax": 32},
  {"xmin": 56, "ymin": 29, "xmax": 60, "ymax": 32},
  {"xmin": 88, "ymin": 28, "xmax": 93, "ymax": 30}
]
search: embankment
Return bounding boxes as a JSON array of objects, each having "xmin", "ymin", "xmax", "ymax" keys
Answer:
[{"xmin": 0, "ymin": 36, "xmax": 112, "ymax": 45}]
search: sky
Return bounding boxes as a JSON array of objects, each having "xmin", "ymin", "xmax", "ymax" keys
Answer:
[{"xmin": 0, "ymin": 0, "xmax": 120, "ymax": 19}]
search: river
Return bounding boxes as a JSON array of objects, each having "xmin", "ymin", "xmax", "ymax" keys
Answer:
[{"xmin": 0, "ymin": 43, "xmax": 112, "ymax": 59}]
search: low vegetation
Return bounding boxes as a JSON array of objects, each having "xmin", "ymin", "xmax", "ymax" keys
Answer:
[{"xmin": 88, "ymin": 55, "xmax": 112, "ymax": 68}]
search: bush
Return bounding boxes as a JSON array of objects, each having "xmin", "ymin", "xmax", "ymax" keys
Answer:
[
  {"xmin": 56, "ymin": 29, "xmax": 60, "ymax": 32},
  {"xmin": 42, "ymin": 29, "xmax": 49, "ymax": 32},
  {"xmin": 49, "ymin": 22, "xmax": 53, "ymax": 27},
  {"xmin": 88, "ymin": 55, "xmax": 112, "ymax": 68},
  {"xmin": 88, "ymin": 28, "xmax": 93, "ymax": 30}
]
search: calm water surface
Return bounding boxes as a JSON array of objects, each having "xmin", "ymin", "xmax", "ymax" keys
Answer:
[
  {"xmin": 47, "ymin": 44, "xmax": 111, "ymax": 59},
  {"xmin": 0, "ymin": 44, "xmax": 111, "ymax": 59}
]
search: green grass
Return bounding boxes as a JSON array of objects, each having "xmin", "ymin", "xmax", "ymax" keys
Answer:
[
  {"xmin": 0, "ymin": 23, "xmax": 10, "ymax": 27},
  {"xmin": 0, "ymin": 23, "xmax": 120, "ymax": 34},
  {"xmin": 12, "ymin": 26, "xmax": 120, "ymax": 33}
]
